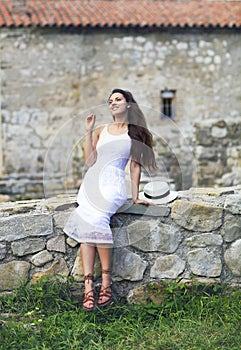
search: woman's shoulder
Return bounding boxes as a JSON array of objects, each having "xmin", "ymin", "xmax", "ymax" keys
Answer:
[{"xmin": 94, "ymin": 124, "xmax": 106, "ymax": 135}]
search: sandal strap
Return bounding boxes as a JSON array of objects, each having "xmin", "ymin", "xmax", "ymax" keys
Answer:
[
  {"xmin": 102, "ymin": 269, "xmax": 111, "ymax": 275},
  {"xmin": 99, "ymin": 287, "xmax": 112, "ymax": 298},
  {"xmin": 98, "ymin": 285, "xmax": 112, "ymax": 306},
  {"xmin": 84, "ymin": 273, "xmax": 94, "ymax": 283},
  {"xmin": 83, "ymin": 290, "xmax": 95, "ymax": 303}
]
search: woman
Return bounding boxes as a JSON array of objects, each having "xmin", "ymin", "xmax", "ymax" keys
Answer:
[{"xmin": 64, "ymin": 88, "xmax": 156, "ymax": 311}]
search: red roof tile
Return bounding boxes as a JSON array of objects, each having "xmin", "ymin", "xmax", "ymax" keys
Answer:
[{"xmin": 0, "ymin": 0, "xmax": 240, "ymax": 28}]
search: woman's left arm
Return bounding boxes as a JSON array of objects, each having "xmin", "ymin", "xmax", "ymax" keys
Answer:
[{"xmin": 130, "ymin": 160, "xmax": 154, "ymax": 206}]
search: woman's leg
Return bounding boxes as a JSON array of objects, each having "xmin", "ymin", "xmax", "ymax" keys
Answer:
[
  {"xmin": 80, "ymin": 243, "xmax": 96, "ymax": 310},
  {"xmin": 97, "ymin": 246, "xmax": 112, "ymax": 306}
]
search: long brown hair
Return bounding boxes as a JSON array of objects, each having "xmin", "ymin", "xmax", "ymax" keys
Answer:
[{"xmin": 110, "ymin": 89, "xmax": 157, "ymax": 170}]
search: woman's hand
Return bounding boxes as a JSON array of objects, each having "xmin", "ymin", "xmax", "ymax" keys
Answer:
[
  {"xmin": 85, "ymin": 114, "xmax": 96, "ymax": 132},
  {"xmin": 134, "ymin": 198, "xmax": 156, "ymax": 206}
]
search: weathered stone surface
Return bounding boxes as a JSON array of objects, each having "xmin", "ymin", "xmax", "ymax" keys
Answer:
[
  {"xmin": 0, "ymin": 199, "xmax": 40, "ymax": 215},
  {"xmin": 47, "ymin": 235, "xmax": 66, "ymax": 253},
  {"xmin": 112, "ymin": 226, "xmax": 129, "ymax": 248},
  {"xmin": 224, "ymin": 195, "xmax": 241, "ymax": 215},
  {"xmin": 127, "ymin": 220, "xmax": 182, "ymax": 253},
  {"xmin": 11, "ymin": 238, "xmax": 45, "ymax": 257},
  {"xmin": 66, "ymin": 237, "xmax": 79, "ymax": 248},
  {"xmin": 117, "ymin": 203, "xmax": 170, "ymax": 217},
  {"xmin": 224, "ymin": 239, "xmax": 241, "ymax": 277},
  {"xmin": 211, "ymin": 126, "xmax": 227, "ymax": 138},
  {"xmin": 45, "ymin": 195, "xmax": 76, "ymax": 212},
  {"xmin": 187, "ymin": 248, "xmax": 222, "ymax": 277},
  {"xmin": 71, "ymin": 249, "xmax": 84, "ymax": 282},
  {"xmin": 31, "ymin": 258, "xmax": 69, "ymax": 284},
  {"xmin": 195, "ymin": 124, "xmax": 212, "ymax": 146},
  {"xmin": 194, "ymin": 119, "xmax": 241, "ymax": 187},
  {"xmin": 188, "ymin": 186, "xmax": 235, "ymax": 197},
  {"xmin": 0, "ymin": 194, "xmax": 10, "ymax": 203},
  {"xmin": 31, "ymin": 250, "xmax": 53, "ymax": 267},
  {"xmin": 150, "ymin": 254, "xmax": 185, "ymax": 279},
  {"xmin": 222, "ymin": 213, "xmax": 241, "ymax": 243},
  {"xmin": 195, "ymin": 146, "xmax": 217, "ymax": 161},
  {"xmin": 113, "ymin": 248, "xmax": 147, "ymax": 281},
  {"xmin": 0, "ymin": 243, "xmax": 7, "ymax": 260},
  {"xmin": 53, "ymin": 211, "xmax": 72, "ymax": 229},
  {"xmin": 127, "ymin": 281, "xmax": 167, "ymax": 305},
  {"xmin": 126, "ymin": 220, "xmax": 155, "ymax": 246},
  {"xmin": 0, "ymin": 261, "xmax": 30, "ymax": 291},
  {"xmin": 171, "ymin": 200, "xmax": 223, "ymax": 232},
  {"xmin": 186, "ymin": 233, "xmax": 223, "ymax": 248},
  {"xmin": 0, "ymin": 214, "xmax": 53, "ymax": 242}
]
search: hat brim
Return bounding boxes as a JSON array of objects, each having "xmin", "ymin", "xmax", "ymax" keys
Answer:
[{"xmin": 139, "ymin": 190, "xmax": 178, "ymax": 205}]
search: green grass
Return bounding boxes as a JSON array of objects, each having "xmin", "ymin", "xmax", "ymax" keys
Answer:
[{"xmin": 0, "ymin": 278, "xmax": 240, "ymax": 350}]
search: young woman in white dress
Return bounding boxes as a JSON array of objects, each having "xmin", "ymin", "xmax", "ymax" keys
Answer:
[{"xmin": 64, "ymin": 89, "xmax": 156, "ymax": 310}]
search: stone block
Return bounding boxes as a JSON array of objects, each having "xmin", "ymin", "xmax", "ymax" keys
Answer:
[
  {"xmin": 150, "ymin": 254, "xmax": 185, "ymax": 279},
  {"xmin": 187, "ymin": 248, "xmax": 222, "ymax": 277},
  {"xmin": 11, "ymin": 238, "xmax": 46, "ymax": 257},
  {"xmin": 222, "ymin": 213, "xmax": 241, "ymax": 243},
  {"xmin": 127, "ymin": 220, "xmax": 182, "ymax": 253},
  {"xmin": 0, "ymin": 243, "xmax": 7, "ymax": 260},
  {"xmin": 31, "ymin": 250, "xmax": 53, "ymax": 267},
  {"xmin": 195, "ymin": 146, "xmax": 217, "ymax": 160},
  {"xmin": 188, "ymin": 187, "xmax": 235, "ymax": 197},
  {"xmin": 0, "ymin": 199, "xmax": 40, "ymax": 215},
  {"xmin": 113, "ymin": 248, "xmax": 147, "ymax": 281},
  {"xmin": 117, "ymin": 203, "xmax": 170, "ymax": 217},
  {"xmin": 0, "ymin": 194, "xmax": 10, "ymax": 203},
  {"xmin": 66, "ymin": 237, "xmax": 79, "ymax": 248},
  {"xmin": 194, "ymin": 126, "xmax": 213, "ymax": 146},
  {"xmin": 0, "ymin": 214, "xmax": 53, "ymax": 242},
  {"xmin": 112, "ymin": 226, "xmax": 129, "ymax": 248},
  {"xmin": 126, "ymin": 220, "xmax": 153, "ymax": 247},
  {"xmin": 224, "ymin": 195, "xmax": 241, "ymax": 215},
  {"xmin": 53, "ymin": 211, "xmax": 72, "ymax": 228},
  {"xmin": 127, "ymin": 281, "xmax": 167, "ymax": 305},
  {"xmin": 31, "ymin": 258, "xmax": 69, "ymax": 284},
  {"xmin": 186, "ymin": 233, "xmax": 223, "ymax": 248},
  {"xmin": 47, "ymin": 235, "xmax": 66, "ymax": 253},
  {"xmin": 0, "ymin": 261, "xmax": 30, "ymax": 291},
  {"xmin": 71, "ymin": 249, "xmax": 84, "ymax": 282},
  {"xmin": 44, "ymin": 195, "xmax": 76, "ymax": 212},
  {"xmin": 224, "ymin": 239, "xmax": 241, "ymax": 277},
  {"xmin": 171, "ymin": 200, "xmax": 223, "ymax": 232},
  {"xmin": 211, "ymin": 126, "xmax": 227, "ymax": 138}
]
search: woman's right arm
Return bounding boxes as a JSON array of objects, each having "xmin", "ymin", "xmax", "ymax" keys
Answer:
[{"xmin": 83, "ymin": 114, "xmax": 103, "ymax": 167}]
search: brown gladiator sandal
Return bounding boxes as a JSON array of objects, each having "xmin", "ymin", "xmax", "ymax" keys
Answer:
[
  {"xmin": 83, "ymin": 273, "xmax": 95, "ymax": 311},
  {"xmin": 97, "ymin": 269, "xmax": 112, "ymax": 307}
]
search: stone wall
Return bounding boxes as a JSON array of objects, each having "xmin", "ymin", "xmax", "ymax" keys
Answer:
[
  {"xmin": 194, "ymin": 118, "xmax": 241, "ymax": 187},
  {"xmin": 1, "ymin": 26, "xmax": 240, "ymax": 197},
  {"xmin": 0, "ymin": 186, "xmax": 240, "ymax": 299}
]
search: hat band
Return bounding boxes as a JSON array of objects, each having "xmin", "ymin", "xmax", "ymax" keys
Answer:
[{"xmin": 144, "ymin": 189, "xmax": 170, "ymax": 200}]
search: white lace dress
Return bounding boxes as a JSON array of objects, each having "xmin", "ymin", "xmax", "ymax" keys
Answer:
[{"xmin": 63, "ymin": 125, "xmax": 131, "ymax": 246}]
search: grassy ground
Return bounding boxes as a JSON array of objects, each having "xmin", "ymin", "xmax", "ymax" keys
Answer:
[{"xmin": 0, "ymin": 278, "xmax": 240, "ymax": 350}]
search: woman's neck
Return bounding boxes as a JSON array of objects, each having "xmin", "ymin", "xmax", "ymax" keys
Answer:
[
  {"xmin": 113, "ymin": 113, "xmax": 128, "ymax": 127},
  {"xmin": 113, "ymin": 121, "xmax": 128, "ymax": 129}
]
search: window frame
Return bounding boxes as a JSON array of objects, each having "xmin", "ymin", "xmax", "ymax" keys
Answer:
[{"xmin": 161, "ymin": 89, "xmax": 176, "ymax": 119}]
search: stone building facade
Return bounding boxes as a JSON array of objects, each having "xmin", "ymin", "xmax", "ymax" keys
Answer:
[{"xmin": 0, "ymin": 1, "xmax": 240, "ymax": 199}]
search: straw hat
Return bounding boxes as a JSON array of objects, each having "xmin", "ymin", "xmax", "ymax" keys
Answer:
[{"xmin": 139, "ymin": 181, "xmax": 178, "ymax": 205}]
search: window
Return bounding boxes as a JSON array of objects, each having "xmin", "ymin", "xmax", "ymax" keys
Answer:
[{"xmin": 161, "ymin": 89, "xmax": 176, "ymax": 119}]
